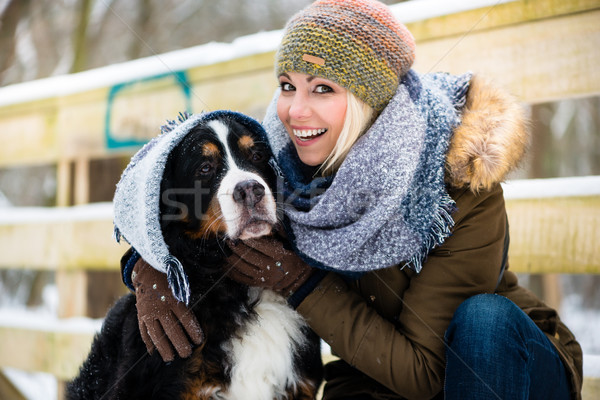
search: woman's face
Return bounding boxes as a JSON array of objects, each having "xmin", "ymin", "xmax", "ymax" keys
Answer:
[{"xmin": 277, "ymin": 72, "xmax": 347, "ymax": 166}]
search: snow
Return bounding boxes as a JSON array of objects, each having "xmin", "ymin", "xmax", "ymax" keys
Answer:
[
  {"xmin": 389, "ymin": 0, "xmax": 514, "ymax": 23},
  {"xmin": 502, "ymin": 175, "xmax": 600, "ymax": 199},
  {"xmin": 0, "ymin": 308, "xmax": 102, "ymax": 334},
  {"xmin": 0, "ymin": 202, "xmax": 113, "ymax": 225},
  {"xmin": 0, "ymin": 0, "xmax": 513, "ymax": 108},
  {"xmin": 584, "ymin": 355, "xmax": 600, "ymax": 379},
  {"xmin": 561, "ymin": 295, "xmax": 600, "ymax": 378},
  {"xmin": 2, "ymin": 368, "xmax": 57, "ymax": 400}
]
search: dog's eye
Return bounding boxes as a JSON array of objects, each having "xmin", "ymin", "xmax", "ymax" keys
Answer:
[
  {"xmin": 197, "ymin": 162, "xmax": 213, "ymax": 176},
  {"xmin": 251, "ymin": 151, "xmax": 264, "ymax": 163}
]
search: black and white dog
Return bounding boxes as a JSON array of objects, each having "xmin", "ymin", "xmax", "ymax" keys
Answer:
[{"xmin": 67, "ymin": 112, "xmax": 322, "ymax": 399}]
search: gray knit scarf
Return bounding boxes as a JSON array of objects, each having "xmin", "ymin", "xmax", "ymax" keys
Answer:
[{"xmin": 263, "ymin": 70, "xmax": 472, "ymax": 274}]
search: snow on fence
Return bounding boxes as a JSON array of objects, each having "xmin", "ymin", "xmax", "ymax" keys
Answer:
[{"xmin": 0, "ymin": 0, "xmax": 599, "ymax": 398}]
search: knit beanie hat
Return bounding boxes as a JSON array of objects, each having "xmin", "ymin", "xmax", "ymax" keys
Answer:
[{"xmin": 276, "ymin": 0, "xmax": 416, "ymax": 111}]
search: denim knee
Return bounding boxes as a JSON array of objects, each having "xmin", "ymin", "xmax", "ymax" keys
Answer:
[
  {"xmin": 444, "ymin": 294, "xmax": 571, "ymax": 400},
  {"xmin": 445, "ymin": 293, "xmax": 522, "ymax": 346}
]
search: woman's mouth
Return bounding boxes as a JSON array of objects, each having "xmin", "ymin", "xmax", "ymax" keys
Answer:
[{"xmin": 293, "ymin": 128, "xmax": 327, "ymax": 142}]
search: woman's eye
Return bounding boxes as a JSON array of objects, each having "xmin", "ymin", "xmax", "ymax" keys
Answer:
[
  {"xmin": 280, "ymin": 82, "xmax": 295, "ymax": 92},
  {"xmin": 315, "ymin": 85, "xmax": 333, "ymax": 94}
]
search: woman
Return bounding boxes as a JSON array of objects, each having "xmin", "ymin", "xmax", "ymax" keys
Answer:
[{"xmin": 124, "ymin": 0, "xmax": 582, "ymax": 398}]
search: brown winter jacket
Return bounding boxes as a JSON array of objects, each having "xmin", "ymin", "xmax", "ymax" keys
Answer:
[{"xmin": 295, "ymin": 76, "xmax": 583, "ymax": 399}]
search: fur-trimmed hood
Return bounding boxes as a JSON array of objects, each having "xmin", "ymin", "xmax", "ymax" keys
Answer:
[{"xmin": 446, "ymin": 74, "xmax": 530, "ymax": 192}]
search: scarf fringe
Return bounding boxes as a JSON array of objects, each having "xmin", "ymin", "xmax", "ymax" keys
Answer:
[
  {"xmin": 166, "ymin": 256, "xmax": 191, "ymax": 305},
  {"xmin": 113, "ymin": 226, "xmax": 121, "ymax": 243},
  {"xmin": 403, "ymin": 193, "xmax": 456, "ymax": 273},
  {"xmin": 160, "ymin": 111, "xmax": 192, "ymax": 135}
]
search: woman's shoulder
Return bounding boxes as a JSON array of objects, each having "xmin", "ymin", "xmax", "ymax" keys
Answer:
[
  {"xmin": 447, "ymin": 182, "xmax": 506, "ymax": 229},
  {"xmin": 445, "ymin": 74, "xmax": 530, "ymax": 193}
]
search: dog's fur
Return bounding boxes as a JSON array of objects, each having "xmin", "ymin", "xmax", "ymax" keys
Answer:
[{"xmin": 66, "ymin": 115, "xmax": 323, "ymax": 399}]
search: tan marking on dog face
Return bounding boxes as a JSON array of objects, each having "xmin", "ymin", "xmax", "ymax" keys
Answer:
[
  {"xmin": 237, "ymin": 135, "xmax": 254, "ymax": 151},
  {"xmin": 187, "ymin": 197, "xmax": 227, "ymax": 239},
  {"xmin": 202, "ymin": 142, "xmax": 220, "ymax": 157}
]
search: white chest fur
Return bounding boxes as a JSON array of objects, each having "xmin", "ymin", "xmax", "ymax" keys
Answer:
[{"xmin": 217, "ymin": 289, "xmax": 309, "ymax": 400}]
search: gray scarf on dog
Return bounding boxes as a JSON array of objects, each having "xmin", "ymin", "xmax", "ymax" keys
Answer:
[{"xmin": 263, "ymin": 70, "xmax": 471, "ymax": 274}]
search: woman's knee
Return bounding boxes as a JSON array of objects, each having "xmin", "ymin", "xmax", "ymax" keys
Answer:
[{"xmin": 446, "ymin": 294, "xmax": 522, "ymax": 342}]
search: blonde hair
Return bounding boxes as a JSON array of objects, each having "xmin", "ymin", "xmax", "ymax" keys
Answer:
[{"xmin": 320, "ymin": 91, "xmax": 376, "ymax": 175}]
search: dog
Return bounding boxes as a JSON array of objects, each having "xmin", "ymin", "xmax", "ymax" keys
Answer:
[{"xmin": 66, "ymin": 112, "xmax": 323, "ymax": 399}]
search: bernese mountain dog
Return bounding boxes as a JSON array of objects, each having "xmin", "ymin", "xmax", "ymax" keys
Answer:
[{"xmin": 66, "ymin": 112, "xmax": 323, "ymax": 399}]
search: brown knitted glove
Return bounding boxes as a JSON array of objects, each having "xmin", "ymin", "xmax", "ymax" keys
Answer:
[
  {"xmin": 226, "ymin": 236, "xmax": 314, "ymax": 296},
  {"xmin": 132, "ymin": 259, "xmax": 203, "ymax": 362}
]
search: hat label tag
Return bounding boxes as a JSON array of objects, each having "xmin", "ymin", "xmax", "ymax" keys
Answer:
[{"xmin": 302, "ymin": 54, "xmax": 325, "ymax": 66}]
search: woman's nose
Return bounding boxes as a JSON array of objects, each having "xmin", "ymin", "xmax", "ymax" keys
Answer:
[{"xmin": 288, "ymin": 93, "xmax": 311, "ymax": 120}]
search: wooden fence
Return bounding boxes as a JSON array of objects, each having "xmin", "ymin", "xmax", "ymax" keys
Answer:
[{"xmin": 0, "ymin": 0, "xmax": 599, "ymax": 398}]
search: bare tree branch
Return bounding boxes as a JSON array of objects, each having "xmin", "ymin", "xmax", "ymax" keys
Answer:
[
  {"xmin": 71, "ymin": 0, "xmax": 93, "ymax": 73},
  {"xmin": 0, "ymin": 0, "xmax": 31, "ymax": 82}
]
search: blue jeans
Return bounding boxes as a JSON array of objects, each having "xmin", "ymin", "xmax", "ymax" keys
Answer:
[{"xmin": 445, "ymin": 294, "xmax": 570, "ymax": 399}]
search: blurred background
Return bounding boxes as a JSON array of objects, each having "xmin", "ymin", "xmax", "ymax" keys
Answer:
[{"xmin": 0, "ymin": 0, "xmax": 598, "ymax": 398}]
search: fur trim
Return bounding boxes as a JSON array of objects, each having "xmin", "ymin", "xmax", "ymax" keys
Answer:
[{"xmin": 445, "ymin": 75, "xmax": 530, "ymax": 192}]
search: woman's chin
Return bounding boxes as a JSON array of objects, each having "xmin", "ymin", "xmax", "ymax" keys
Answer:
[{"xmin": 296, "ymin": 152, "xmax": 326, "ymax": 167}]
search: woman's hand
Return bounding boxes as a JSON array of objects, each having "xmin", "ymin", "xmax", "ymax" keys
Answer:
[
  {"xmin": 131, "ymin": 259, "xmax": 204, "ymax": 362},
  {"xmin": 226, "ymin": 236, "xmax": 314, "ymax": 296}
]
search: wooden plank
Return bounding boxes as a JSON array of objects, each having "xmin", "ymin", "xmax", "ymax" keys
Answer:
[
  {"xmin": 0, "ymin": 193, "xmax": 598, "ymax": 273},
  {"xmin": 56, "ymin": 159, "xmax": 72, "ymax": 207},
  {"xmin": 405, "ymin": 0, "xmax": 600, "ymax": 42},
  {"xmin": 0, "ymin": 325, "xmax": 95, "ymax": 381},
  {"xmin": 73, "ymin": 158, "xmax": 90, "ymax": 205},
  {"xmin": 0, "ymin": 206, "xmax": 126, "ymax": 271},
  {"xmin": 0, "ymin": 110, "xmax": 59, "ymax": 167},
  {"xmin": 56, "ymin": 271, "xmax": 89, "ymax": 318},
  {"xmin": 506, "ymin": 196, "xmax": 600, "ymax": 273},
  {"xmin": 583, "ymin": 377, "xmax": 600, "ymax": 400},
  {"xmin": 413, "ymin": 9, "xmax": 600, "ymax": 103}
]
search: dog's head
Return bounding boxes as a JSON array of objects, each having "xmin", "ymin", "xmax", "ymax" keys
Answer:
[{"xmin": 160, "ymin": 115, "xmax": 278, "ymax": 244}]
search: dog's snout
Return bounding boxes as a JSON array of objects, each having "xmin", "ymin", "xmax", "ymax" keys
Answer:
[{"xmin": 233, "ymin": 180, "xmax": 265, "ymax": 206}]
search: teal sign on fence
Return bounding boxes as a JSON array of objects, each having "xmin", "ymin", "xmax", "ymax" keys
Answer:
[{"xmin": 105, "ymin": 71, "xmax": 192, "ymax": 150}]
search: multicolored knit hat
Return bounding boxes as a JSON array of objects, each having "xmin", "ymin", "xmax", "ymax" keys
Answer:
[{"xmin": 276, "ymin": 0, "xmax": 416, "ymax": 111}]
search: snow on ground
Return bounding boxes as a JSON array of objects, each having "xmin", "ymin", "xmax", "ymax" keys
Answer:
[{"xmin": 561, "ymin": 294, "xmax": 600, "ymax": 378}]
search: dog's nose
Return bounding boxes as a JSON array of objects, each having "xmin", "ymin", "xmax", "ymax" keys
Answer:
[{"xmin": 233, "ymin": 180, "xmax": 265, "ymax": 207}]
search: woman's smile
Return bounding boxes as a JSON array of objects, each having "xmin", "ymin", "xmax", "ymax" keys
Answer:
[{"xmin": 292, "ymin": 127, "xmax": 328, "ymax": 144}]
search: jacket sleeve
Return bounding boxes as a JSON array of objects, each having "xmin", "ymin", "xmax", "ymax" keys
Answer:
[{"xmin": 296, "ymin": 185, "xmax": 508, "ymax": 399}]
